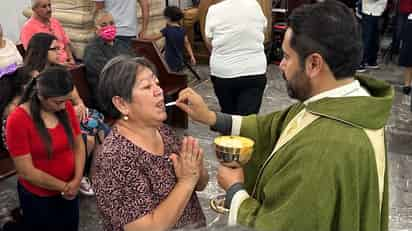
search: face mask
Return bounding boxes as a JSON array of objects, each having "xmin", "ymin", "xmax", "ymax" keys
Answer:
[{"xmin": 98, "ymin": 25, "xmax": 116, "ymax": 41}]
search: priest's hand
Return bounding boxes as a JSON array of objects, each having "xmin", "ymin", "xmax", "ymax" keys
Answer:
[
  {"xmin": 217, "ymin": 164, "xmax": 244, "ymax": 191},
  {"xmin": 176, "ymin": 88, "xmax": 216, "ymax": 126}
]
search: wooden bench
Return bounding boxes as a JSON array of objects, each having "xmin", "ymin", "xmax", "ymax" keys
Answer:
[
  {"xmin": 69, "ymin": 64, "xmax": 94, "ymax": 108},
  {"xmin": 0, "ymin": 149, "xmax": 16, "ymax": 181}
]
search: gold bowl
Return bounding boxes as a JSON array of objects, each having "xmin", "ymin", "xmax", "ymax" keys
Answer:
[{"xmin": 214, "ymin": 136, "xmax": 254, "ymax": 168}]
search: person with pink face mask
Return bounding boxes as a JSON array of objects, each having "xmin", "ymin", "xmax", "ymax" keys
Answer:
[{"xmin": 83, "ymin": 10, "xmax": 135, "ymax": 108}]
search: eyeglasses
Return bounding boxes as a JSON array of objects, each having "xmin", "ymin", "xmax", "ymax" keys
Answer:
[{"xmin": 48, "ymin": 47, "xmax": 61, "ymax": 51}]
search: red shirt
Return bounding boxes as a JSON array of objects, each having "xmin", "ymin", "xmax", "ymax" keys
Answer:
[
  {"xmin": 6, "ymin": 101, "xmax": 80, "ymax": 196},
  {"xmin": 20, "ymin": 17, "xmax": 71, "ymax": 63},
  {"xmin": 399, "ymin": 0, "xmax": 412, "ymax": 13}
]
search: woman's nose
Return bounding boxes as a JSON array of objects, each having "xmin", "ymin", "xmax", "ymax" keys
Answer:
[{"xmin": 154, "ymin": 85, "xmax": 163, "ymax": 96}]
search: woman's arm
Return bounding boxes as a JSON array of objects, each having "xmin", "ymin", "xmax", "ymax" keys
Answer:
[
  {"xmin": 138, "ymin": 0, "xmax": 150, "ymax": 38},
  {"xmin": 141, "ymin": 33, "xmax": 163, "ymax": 41},
  {"xmin": 124, "ymin": 181, "xmax": 196, "ymax": 231},
  {"xmin": 12, "ymin": 155, "xmax": 68, "ymax": 192},
  {"xmin": 64, "ymin": 46, "xmax": 75, "ymax": 66},
  {"xmin": 204, "ymin": 37, "xmax": 212, "ymax": 52},
  {"xmin": 71, "ymin": 88, "xmax": 87, "ymax": 121},
  {"xmin": 64, "ymin": 134, "xmax": 85, "ymax": 198},
  {"xmin": 184, "ymin": 35, "xmax": 196, "ymax": 65}
]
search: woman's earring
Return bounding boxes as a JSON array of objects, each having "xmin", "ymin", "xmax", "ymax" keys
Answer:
[{"xmin": 123, "ymin": 115, "xmax": 129, "ymax": 121}]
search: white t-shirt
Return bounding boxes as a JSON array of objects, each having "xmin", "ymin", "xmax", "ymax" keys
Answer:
[
  {"xmin": 361, "ymin": 0, "xmax": 387, "ymax": 16},
  {"xmin": 205, "ymin": 0, "xmax": 267, "ymax": 78},
  {"xmin": 0, "ymin": 38, "xmax": 23, "ymax": 69},
  {"xmin": 94, "ymin": 0, "xmax": 138, "ymax": 37}
]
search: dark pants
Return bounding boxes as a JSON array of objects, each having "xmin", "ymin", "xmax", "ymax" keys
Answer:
[
  {"xmin": 17, "ymin": 183, "xmax": 79, "ymax": 231},
  {"xmin": 211, "ymin": 74, "xmax": 267, "ymax": 115},
  {"xmin": 115, "ymin": 35, "xmax": 135, "ymax": 48},
  {"xmin": 392, "ymin": 13, "xmax": 409, "ymax": 54},
  {"xmin": 361, "ymin": 14, "xmax": 381, "ymax": 65}
]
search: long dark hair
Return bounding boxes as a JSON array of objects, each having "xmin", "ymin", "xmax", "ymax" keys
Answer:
[
  {"xmin": 0, "ymin": 69, "xmax": 31, "ymax": 118},
  {"xmin": 23, "ymin": 33, "xmax": 57, "ymax": 75},
  {"xmin": 19, "ymin": 66, "xmax": 75, "ymax": 158},
  {"xmin": 0, "ymin": 69, "xmax": 31, "ymax": 150}
]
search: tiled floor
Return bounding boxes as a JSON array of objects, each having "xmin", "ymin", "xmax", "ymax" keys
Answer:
[{"xmin": 1, "ymin": 63, "xmax": 412, "ymax": 230}]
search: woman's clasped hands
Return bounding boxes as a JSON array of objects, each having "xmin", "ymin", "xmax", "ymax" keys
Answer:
[
  {"xmin": 170, "ymin": 136, "xmax": 204, "ymax": 187},
  {"xmin": 61, "ymin": 178, "xmax": 81, "ymax": 200}
]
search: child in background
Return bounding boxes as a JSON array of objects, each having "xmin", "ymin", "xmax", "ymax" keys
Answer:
[{"xmin": 143, "ymin": 6, "xmax": 196, "ymax": 72}]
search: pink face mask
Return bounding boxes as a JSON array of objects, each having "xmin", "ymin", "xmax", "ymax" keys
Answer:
[{"xmin": 98, "ymin": 25, "xmax": 116, "ymax": 41}]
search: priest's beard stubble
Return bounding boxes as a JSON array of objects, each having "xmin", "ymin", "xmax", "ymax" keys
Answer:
[{"xmin": 282, "ymin": 69, "xmax": 312, "ymax": 102}]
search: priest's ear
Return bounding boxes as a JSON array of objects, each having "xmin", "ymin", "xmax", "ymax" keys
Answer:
[{"xmin": 304, "ymin": 53, "xmax": 324, "ymax": 79}]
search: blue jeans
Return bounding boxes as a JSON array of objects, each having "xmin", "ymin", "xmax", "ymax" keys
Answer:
[
  {"xmin": 116, "ymin": 35, "xmax": 136, "ymax": 48},
  {"xmin": 361, "ymin": 14, "xmax": 380, "ymax": 64},
  {"xmin": 17, "ymin": 182, "xmax": 79, "ymax": 231}
]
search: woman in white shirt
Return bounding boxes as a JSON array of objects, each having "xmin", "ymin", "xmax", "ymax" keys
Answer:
[
  {"xmin": 205, "ymin": 0, "xmax": 267, "ymax": 115},
  {"xmin": 0, "ymin": 24, "xmax": 23, "ymax": 70}
]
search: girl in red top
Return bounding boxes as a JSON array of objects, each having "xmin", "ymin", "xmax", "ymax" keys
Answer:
[{"xmin": 6, "ymin": 66, "xmax": 85, "ymax": 231}]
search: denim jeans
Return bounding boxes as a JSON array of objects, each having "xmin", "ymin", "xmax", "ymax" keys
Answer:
[
  {"xmin": 361, "ymin": 14, "xmax": 380, "ymax": 65},
  {"xmin": 115, "ymin": 35, "xmax": 136, "ymax": 48},
  {"xmin": 391, "ymin": 13, "xmax": 409, "ymax": 54},
  {"xmin": 17, "ymin": 182, "xmax": 79, "ymax": 231}
]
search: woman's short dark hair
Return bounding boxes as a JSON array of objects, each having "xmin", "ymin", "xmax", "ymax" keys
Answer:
[
  {"xmin": 163, "ymin": 6, "xmax": 184, "ymax": 22},
  {"xmin": 98, "ymin": 56, "xmax": 157, "ymax": 119},
  {"xmin": 288, "ymin": 0, "xmax": 362, "ymax": 79},
  {"xmin": 24, "ymin": 33, "xmax": 57, "ymax": 74}
]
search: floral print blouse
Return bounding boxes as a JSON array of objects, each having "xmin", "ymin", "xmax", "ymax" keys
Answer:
[{"xmin": 92, "ymin": 125, "xmax": 206, "ymax": 231}]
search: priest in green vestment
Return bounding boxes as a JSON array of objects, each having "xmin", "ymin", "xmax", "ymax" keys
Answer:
[{"xmin": 175, "ymin": 1, "xmax": 394, "ymax": 230}]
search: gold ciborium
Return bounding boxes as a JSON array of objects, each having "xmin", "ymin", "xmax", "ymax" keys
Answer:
[{"xmin": 210, "ymin": 136, "xmax": 254, "ymax": 214}]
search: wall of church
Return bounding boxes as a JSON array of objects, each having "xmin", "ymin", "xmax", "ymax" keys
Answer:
[{"xmin": 0, "ymin": 0, "xmax": 31, "ymax": 43}]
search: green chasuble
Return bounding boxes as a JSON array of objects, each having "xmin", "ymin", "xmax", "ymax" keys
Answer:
[{"xmin": 235, "ymin": 76, "xmax": 394, "ymax": 231}]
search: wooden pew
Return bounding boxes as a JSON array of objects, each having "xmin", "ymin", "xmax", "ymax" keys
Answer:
[
  {"xmin": 0, "ymin": 149, "xmax": 16, "ymax": 181},
  {"xmin": 132, "ymin": 39, "xmax": 188, "ymax": 129},
  {"xmin": 69, "ymin": 64, "xmax": 94, "ymax": 109},
  {"xmin": 16, "ymin": 43, "xmax": 26, "ymax": 59}
]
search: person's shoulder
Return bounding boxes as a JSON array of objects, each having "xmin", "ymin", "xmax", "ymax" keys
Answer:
[
  {"xmin": 65, "ymin": 100, "xmax": 74, "ymax": 111},
  {"xmin": 85, "ymin": 37, "xmax": 102, "ymax": 50},
  {"xmin": 100, "ymin": 130, "xmax": 131, "ymax": 155},
  {"xmin": 22, "ymin": 17, "xmax": 36, "ymax": 26},
  {"xmin": 20, "ymin": 17, "xmax": 36, "ymax": 32},
  {"xmin": 7, "ymin": 105, "xmax": 29, "ymax": 124},
  {"xmin": 159, "ymin": 124, "xmax": 175, "ymax": 136},
  {"xmin": 4, "ymin": 38, "xmax": 15, "ymax": 46},
  {"xmin": 164, "ymin": 26, "xmax": 185, "ymax": 34},
  {"xmin": 50, "ymin": 17, "xmax": 64, "ymax": 27},
  {"xmin": 97, "ymin": 130, "xmax": 144, "ymax": 169}
]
